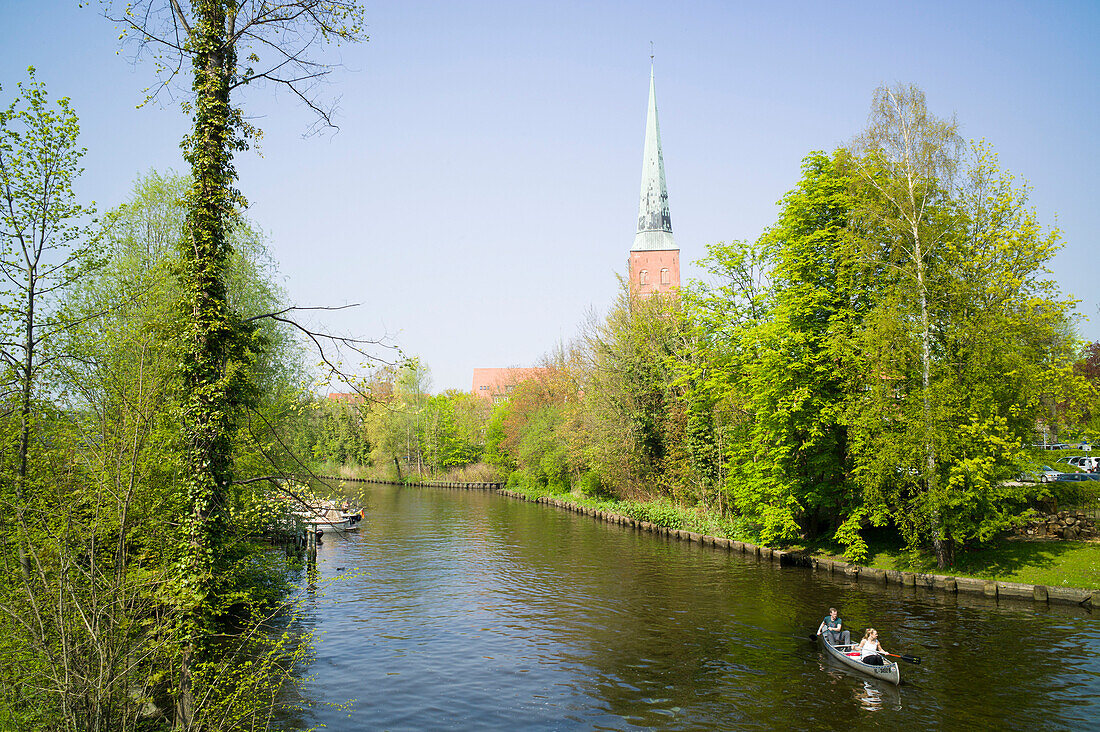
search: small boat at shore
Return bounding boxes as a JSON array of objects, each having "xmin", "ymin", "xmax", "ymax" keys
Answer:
[
  {"xmin": 293, "ymin": 502, "xmax": 364, "ymax": 533},
  {"xmin": 819, "ymin": 636, "xmax": 901, "ymax": 685}
]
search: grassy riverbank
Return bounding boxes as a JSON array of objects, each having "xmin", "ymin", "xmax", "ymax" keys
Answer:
[
  {"xmin": 803, "ymin": 534, "xmax": 1100, "ymax": 591},
  {"xmin": 499, "ymin": 483, "xmax": 1100, "ymax": 591}
]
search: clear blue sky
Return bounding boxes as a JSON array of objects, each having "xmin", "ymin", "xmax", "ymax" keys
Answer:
[{"xmin": 3, "ymin": 1, "xmax": 1098, "ymax": 391}]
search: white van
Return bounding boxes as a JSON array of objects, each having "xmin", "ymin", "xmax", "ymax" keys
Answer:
[{"xmin": 1074, "ymin": 456, "xmax": 1100, "ymax": 472}]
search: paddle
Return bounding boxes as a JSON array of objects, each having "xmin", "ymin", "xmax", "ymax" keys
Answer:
[{"xmin": 882, "ymin": 651, "xmax": 921, "ymax": 665}]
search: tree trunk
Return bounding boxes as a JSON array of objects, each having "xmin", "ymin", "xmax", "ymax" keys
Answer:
[
  {"xmin": 16, "ymin": 262, "xmax": 35, "ymax": 579},
  {"xmin": 914, "ymin": 225, "xmax": 950, "ymax": 568},
  {"xmin": 176, "ymin": 1, "xmax": 238, "ymax": 725}
]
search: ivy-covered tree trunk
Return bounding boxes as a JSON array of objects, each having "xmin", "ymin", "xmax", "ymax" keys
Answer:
[{"xmin": 176, "ymin": 2, "xmax": 240, "ymax": 724}]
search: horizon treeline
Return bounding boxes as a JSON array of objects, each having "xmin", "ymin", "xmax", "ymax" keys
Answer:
[{"xmin": 318, "ymin": 85, "xmax": 1099, "ymax": 570}]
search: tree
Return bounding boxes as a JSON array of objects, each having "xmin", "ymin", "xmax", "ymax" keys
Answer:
[
  {"xmin": 0, "ymin": 169, "xmax": 183, "ymax": 731},
  {"xmin": 677, "ymin": 237, "xmax": 771, "ymax": 518},
  {"xmin": 0, "ymin": 168, "xmax": 312, "ymax": 730},
  {"xmin": 849, "ymin": 88, "xmax": 1073, "ymax": 565},
  {"xmin": 105, "ymin": 2, "xmax": 367, "ymax": 722},
  {"xmin": 732, "ymin": 151, "xmax": 866, "ymax": 550},
  {"xmin": 421, "ymin": 390, "xmax": 484, "ymax": 472},
  {"xmin": 927, "ymin": 143, "xmax": 1072, "ymax": 547},
  {"xmin": 1071, "ymin": 341, "xmax": 1100, "ymax": 436},
  {"xmin": 850, "ymin": 83, "xmax": 963, "ymax": 565},
  {"xmin": 581, "ymin": 287, "xmax": 686, "ymax": 499},
  {"xmin": 0, "ymin": 68, "xmax": 99, "ymax": 578},
  {"xmin": 363, "ymin": 359, "xmax": 433, "ymax": 479}
]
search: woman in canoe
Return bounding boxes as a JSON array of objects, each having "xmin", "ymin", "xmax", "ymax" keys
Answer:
[{"xmin": 856, "ymin": 628, "xmax": 888, "ymax": 666}]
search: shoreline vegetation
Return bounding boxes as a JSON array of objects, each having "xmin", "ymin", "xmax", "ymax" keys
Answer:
[{"xmin": 321, "ymin": 467, "xmax": 1100, "ymax": 596}]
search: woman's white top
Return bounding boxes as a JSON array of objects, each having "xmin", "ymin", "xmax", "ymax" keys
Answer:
[{"xmin": 859, "ymin": 641, "xmax": 881, "ymax": 660}]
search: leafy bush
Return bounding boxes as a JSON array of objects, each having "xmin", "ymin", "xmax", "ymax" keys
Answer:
[{"xmin": 578, "ymin": 470, "xmax": 607, "ymax": 498}]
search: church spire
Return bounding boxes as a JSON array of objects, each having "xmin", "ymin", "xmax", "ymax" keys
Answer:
[{"xmin": 632, "ymin": 63, "xmax": 676, "ymax": 252}]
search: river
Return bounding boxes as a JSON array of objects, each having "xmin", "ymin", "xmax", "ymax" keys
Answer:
[{"xmin": 280, "ymin": 483, "xmax": 1100, "ymax": 730}]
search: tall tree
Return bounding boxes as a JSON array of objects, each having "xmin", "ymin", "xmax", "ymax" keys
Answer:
[
  {"xmin": 851, "ymin": 84, "xmax": 962, "ymax": 565},
  {"xmin": 0, "ymin": 68, "xmax": 99, "ymax": 577},
  {"xmin": 736, "ymin": 151, "xmax": 865, "ymax": 549},
  {"xmin": 850, "ymin": 88, "xmax": 1072, "ymax": 566},
  {"xmin": 106, "ymin": 1, "xmax": 367, "ymax": 723},
  {"xmin": 584, "ymin": 288, "xmax": 685, "ymax": 499}
]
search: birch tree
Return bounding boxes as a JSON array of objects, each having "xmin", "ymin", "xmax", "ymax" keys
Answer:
[{"xmin": 852, "ymin": 84, "xmax": 962, "ymax": 566}]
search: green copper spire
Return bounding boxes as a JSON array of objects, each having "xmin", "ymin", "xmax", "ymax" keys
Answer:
[{"xmin": 632, "ymin": 63, "xmax": 676, "ymax": 252}]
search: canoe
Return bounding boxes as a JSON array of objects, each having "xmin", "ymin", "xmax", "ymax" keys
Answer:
[
  {"xmin": 295, "ymin": 504, "xmax": 364, "ymax": 533},
  {"xmin": 819, "ymin": 635, "xmax": 901, "ymax": 685}
]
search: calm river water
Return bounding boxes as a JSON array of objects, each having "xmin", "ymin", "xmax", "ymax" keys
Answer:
[{"xmin": 282, "ymin": 484, "xmax": 1100, "ymax": 730}]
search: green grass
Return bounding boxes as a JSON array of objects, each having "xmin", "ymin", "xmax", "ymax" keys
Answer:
[
  {"xmin": 786, "ymin": 529, "xmax": 1100, "ymax": 590},
  {"xmin": 863, "ymin": 539, "xmax": 1100, "ymax": 590}
]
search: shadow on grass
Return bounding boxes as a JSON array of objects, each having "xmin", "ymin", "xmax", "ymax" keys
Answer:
[
  {"xmin": 906, "ymin": 540, "xmax": 1079, "ymax": 579},
  {"xmin": 784, "ymin": 528, "xmax": 1093, "ymax": 584}
]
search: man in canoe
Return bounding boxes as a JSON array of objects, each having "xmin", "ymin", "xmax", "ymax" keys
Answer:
[{"xmin": 817, "ymin": 607, "xmax": 851, "ymax": 646}]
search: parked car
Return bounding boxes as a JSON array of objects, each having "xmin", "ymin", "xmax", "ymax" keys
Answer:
[
  {"xmin": 1054, "ymin": 472, "xmax": 1100, "ymax": 482},
  {"xmin": 1060, "ymin": 456, "xmax": 1100, "ymax": 472},
  {"xmin": 1063, "ymin": 456, "xmax": 1089, "ymax": 471},
  {"xmin": 1019, "ymin": 465, "xmax": 1063, "ymax": 483}
]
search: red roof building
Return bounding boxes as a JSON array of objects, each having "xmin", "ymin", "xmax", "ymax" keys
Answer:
[{"xmin": 471, "ymin": 367, "xmax": 549, "ymax": 403}]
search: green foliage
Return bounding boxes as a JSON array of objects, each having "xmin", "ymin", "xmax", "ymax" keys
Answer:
[
  {"xmin": 846, "ymin": 130, "xmax": 1073, "ymax": 564},
  {"xmin": 939, "ymin": 415, "xmax": 1031, "ymax": 544},
  {"xmin": 0, "ymin": 0, "xmax": 372, "ymax": 725},
  {"xmin": 483, "ymin": 404, "xmax": 515, "ymax": 474},
  {"xmin": 723, "ymin": 152, "xmax": 863, "ymax": 545},
  {"xmin": 300, "ymin": 396, "xmax": 372, "ymax": 467},
  {"xmin": 0, "ymin": 166, "xmax": 314, "ymax": 729},
  {"xmin": 516, "ymin": 402, "xmax": 570, "ymax": 491},
  {"xmin": 577, "ymin": 470, "xmax": 607, "ymax": 498},
  {"xmin": 423, "ymin": 390, "xmax": 485, "ymax": 469},
  {"xmin": 0, "ymin": 65, "xmax": 102, "ymax": 514},
  {"xmin": 834, "ymin": 508, "xmax": 870, "ymax": 563},
  {"xmin": 486, "ymin": 87, "xmax": 1077, "ymax": 572},
  {"xmin": 583, "ymin": 287, "xmax": 686, "ymax": 497}
]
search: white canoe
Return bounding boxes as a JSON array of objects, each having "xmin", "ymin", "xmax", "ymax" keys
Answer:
[
  {"xmin": 820, "ymin": 636, "xmax": 901, "ymax": 685},
  {"xmin": 308, "ymin": 517, "xmax": 350, "ymax": 532}
]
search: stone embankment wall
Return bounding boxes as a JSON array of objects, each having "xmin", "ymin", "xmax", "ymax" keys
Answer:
[
  {"xmin": 497, "ymin": 490, "xmax": 1095, "ymax": 612},
  {"xmin": 1017, "ymin": 510, "xmax": 1096, "ymax": 540}
]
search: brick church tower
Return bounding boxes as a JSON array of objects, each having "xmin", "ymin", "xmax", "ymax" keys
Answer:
[{"xmin": 629, "ymin": 63, "xmax": 679, "ymax": 298}]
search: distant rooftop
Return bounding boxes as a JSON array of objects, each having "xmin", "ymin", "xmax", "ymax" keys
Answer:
[{"xmin": 471, "ymin": 367, "xmax": 550, "ymax": 402}]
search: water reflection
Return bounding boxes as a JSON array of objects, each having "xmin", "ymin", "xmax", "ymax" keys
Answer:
[
  {"xmin": 282, "ymin": 484, "xmax": 1100, "ymax": 730},
  {"xmin": 855, "ymin": 678, "xmax": 901, "ymax": 712}
]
